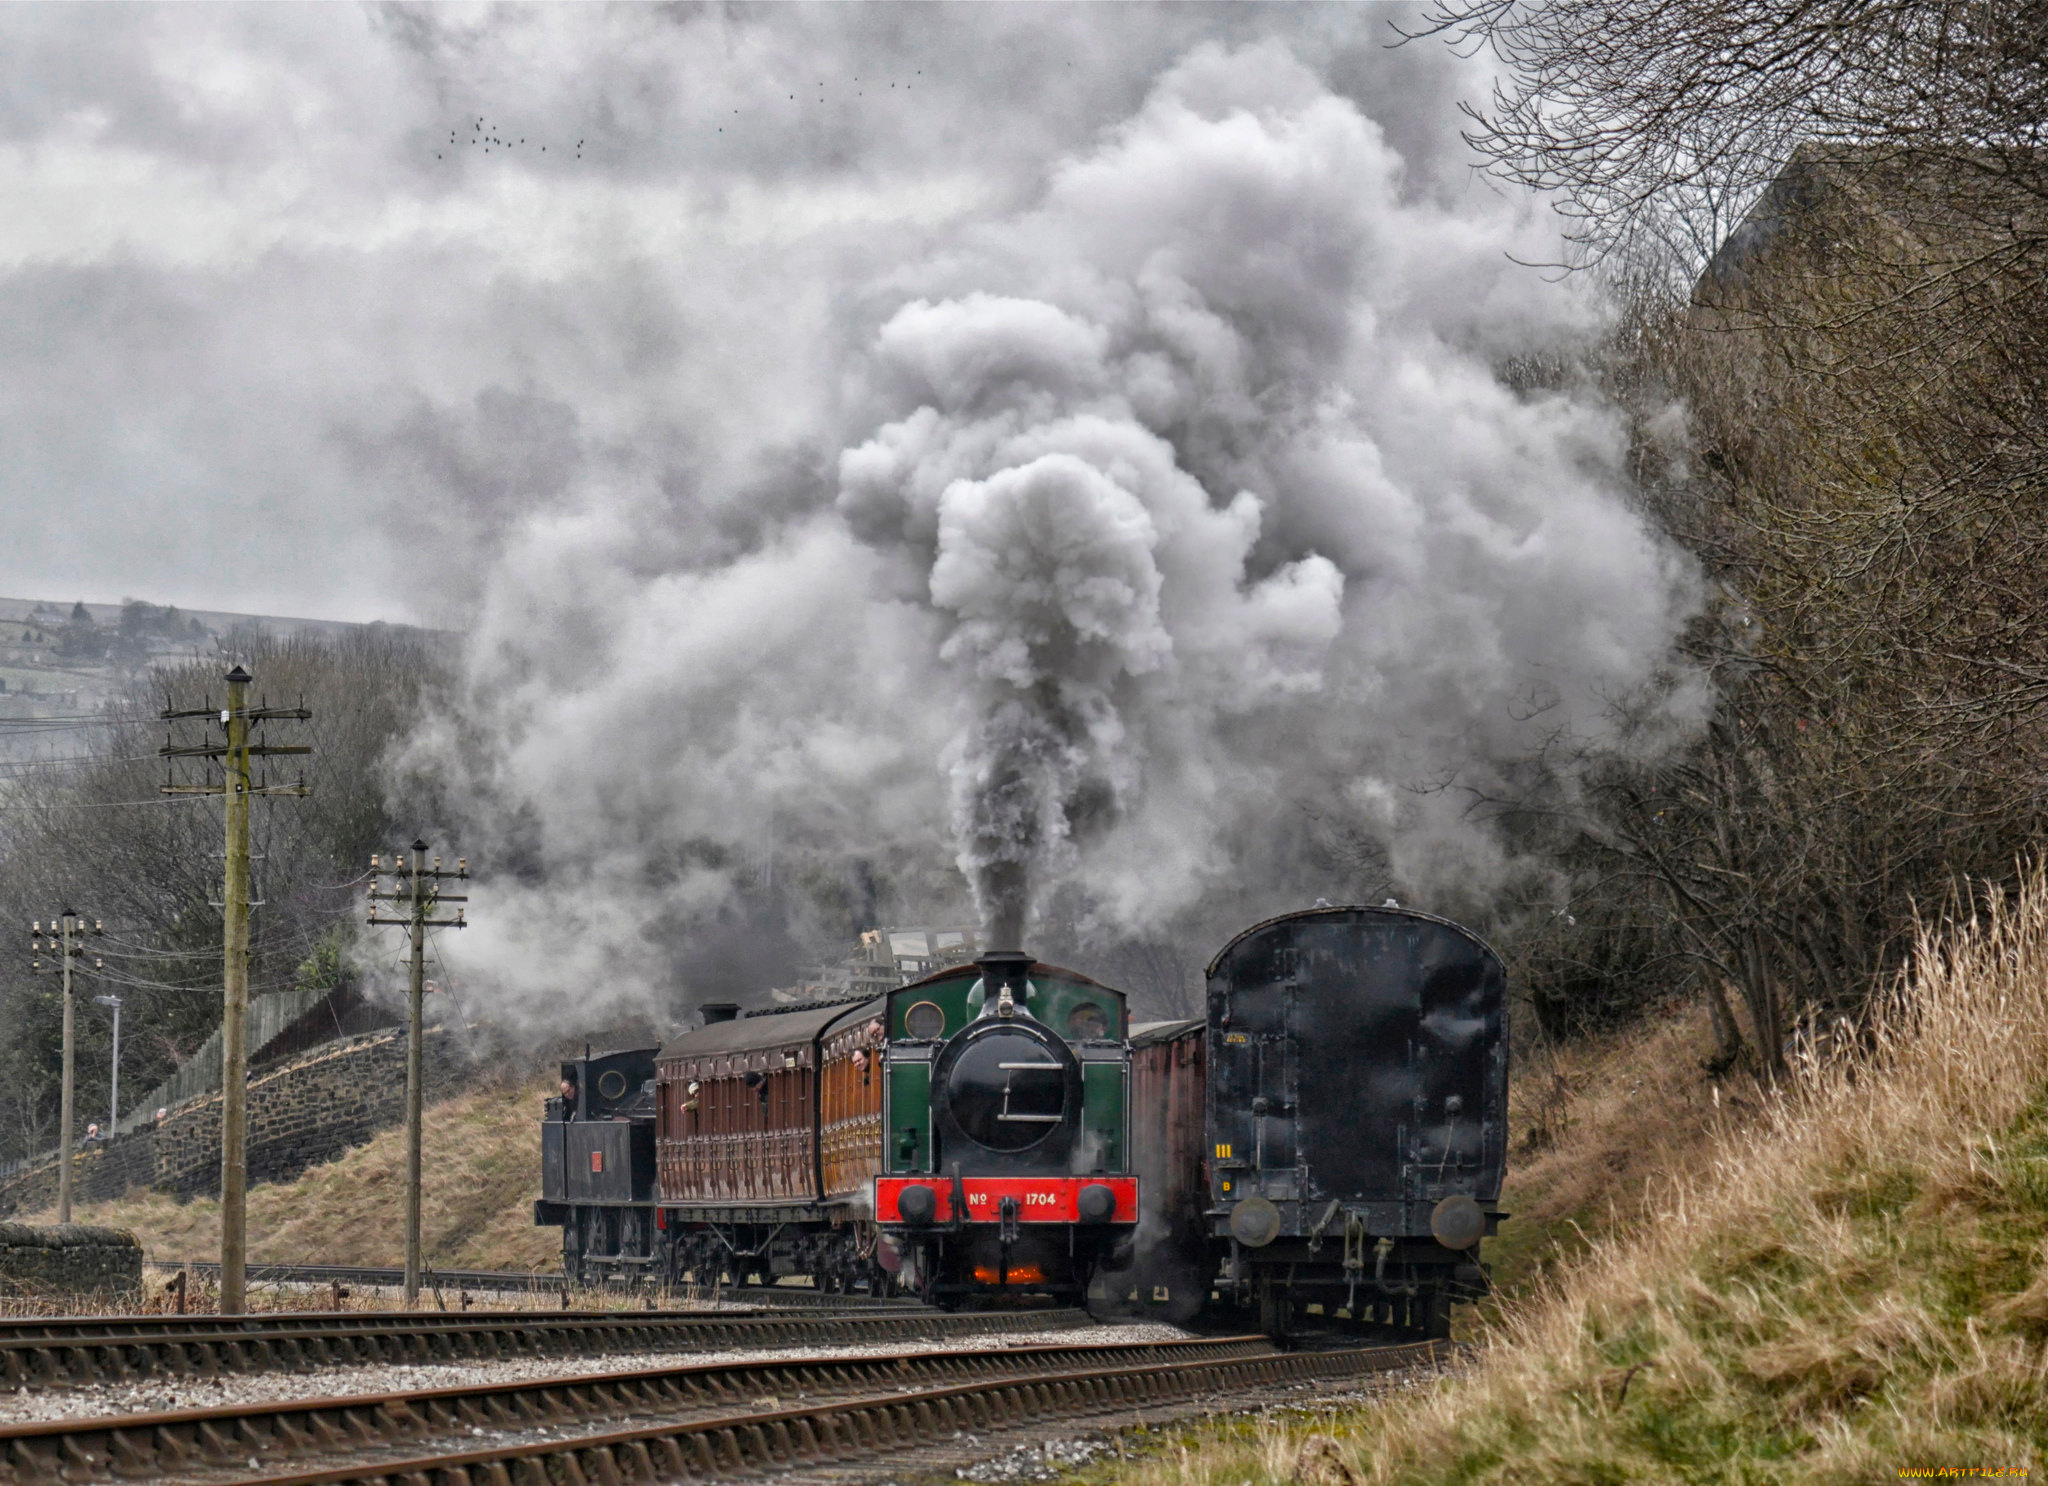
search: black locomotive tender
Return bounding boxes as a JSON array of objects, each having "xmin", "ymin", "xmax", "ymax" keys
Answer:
[{"xmin": 537, "ymin": 903, "xmax": 1507, "ymax": 1337}]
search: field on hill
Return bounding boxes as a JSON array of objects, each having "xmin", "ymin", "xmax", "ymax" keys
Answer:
[{"xmin": 31, "ymin": 1075, "xmax": 560, "ymax": 1274}]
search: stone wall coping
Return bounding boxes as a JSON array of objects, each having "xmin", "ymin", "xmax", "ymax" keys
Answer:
[{"xmin": 0, "ymin": 1222, "xmax": 140, "ymax": 1250}]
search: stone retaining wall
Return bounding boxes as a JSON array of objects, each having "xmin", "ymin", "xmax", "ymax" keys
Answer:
[
  {"xmin": 0, "ymin": 1223, "xmax": 141, "ymax": 1296},
  {"xmin": 0, "ymin": 1026, "xmax": 470, "ymax": 1215},
  {"xmin": 155, "ymin": 1026, "xmax": 469, "ymax": 1196},
  {"xmin": 0, "ymin": 1130, "xmax": 157, "ymax": 1217}
]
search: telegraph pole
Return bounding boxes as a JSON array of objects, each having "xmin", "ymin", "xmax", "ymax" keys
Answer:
[
  {"xmin": 30, "ymin": 911, "xmax": 102, "ymax": 1223},
  {"xmin": 368, "ymin": 841, "xmax": 468, "ymax": 1304},
  {"xmin": 160, "ymin": 664, "xmax": 310, "ymax": 1316}
]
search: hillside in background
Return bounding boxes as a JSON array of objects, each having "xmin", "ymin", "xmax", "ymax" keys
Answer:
[
  {"xmin": 31, "ymin": 1075, "xmax": 559, "ymax": 1274},
  {"xmin": 0, "ymin": 628, "xmax": 447, "ymax": 1167},
  {"xmin": 0, "ymin": 594, "xmax": 422, "ymax": 755}
]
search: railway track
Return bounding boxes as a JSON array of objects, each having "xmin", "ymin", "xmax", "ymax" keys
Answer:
[
  {"xmin": 0, "ymin": 1334, "xmax": 1446, "ymax": 1485},
  {"xmin": 151, "ymin": 1262, "xmax": 924, "ymax": 1310},
  {"xmin": 0, "ymin": 1305, "xmax": 1090, "ymax": 1391}
]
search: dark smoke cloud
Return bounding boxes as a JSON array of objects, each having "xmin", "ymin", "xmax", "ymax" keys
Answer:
[{"xmin": 0, "ymin": 6, "xmax": 1700, "ymax": 1025}]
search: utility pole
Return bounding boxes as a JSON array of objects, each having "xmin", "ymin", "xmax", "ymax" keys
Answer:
[
  {"xmin": 93, "ymin": 995, "xmax": 122, "ymax": 1131},
  {"xmin": 30, "ymin": 911, "xmax": 102, "ymax": 1223},
  {"xmin": 160, "ymin": 663, "xmax": 310, "ymax": 1316},
  {"xmin": 368, "ymin": 841, "xmax": 468, "ymax": 1304}
]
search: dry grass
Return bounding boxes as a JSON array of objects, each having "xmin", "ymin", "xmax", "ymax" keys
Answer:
[
  {"xmin": 22, "ymin": 1075, "xmax": 560, "ymax": 1274},
  {"xmin": 1484, "ymin": 999, "xmax": 1747, "ymax": 1300},
  {"xmin": 1114, "ymin": 873, "xmax": 2048, "ymax": 1484}
]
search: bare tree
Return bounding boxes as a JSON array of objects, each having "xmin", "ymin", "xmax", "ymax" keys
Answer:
[
  {"xmin": 1391, "ymin": 0, "xmax": 2048, "ymax": 1073},
  {"xmin": 0, "ymin": 630, "xmax": 443, "ymax": 1160},
  {"xmin": 1412, "ymin": 0, "xmax": 2048, "ymax": 286}
]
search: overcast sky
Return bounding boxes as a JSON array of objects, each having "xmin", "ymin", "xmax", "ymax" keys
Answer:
[{"xmin": 0, "ymin": 3, "xmax": 1505, "ymax": 625}]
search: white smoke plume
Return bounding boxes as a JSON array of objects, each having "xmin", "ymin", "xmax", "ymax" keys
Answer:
[{"xmin": 416, "ymin": 40, "xmax": 1699, "ymax": 1023}]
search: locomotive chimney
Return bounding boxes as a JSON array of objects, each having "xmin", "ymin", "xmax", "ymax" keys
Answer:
[{"xmin": 976, "ymin": 950, "xmax": 1032, "ymax": 1018}]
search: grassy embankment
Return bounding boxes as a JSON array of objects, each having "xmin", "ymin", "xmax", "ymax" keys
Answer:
[
  {"xmin": 1479, "ymin": 996, "xmax": 1746, "ymax": 1308},
  {"xmin": 28, "ymin": 1075, "xmax": 560, "ymax": 1274},
  {"xmin": 1109, "ymin": 878, "xmax": 2048, "ymax": 1484}
]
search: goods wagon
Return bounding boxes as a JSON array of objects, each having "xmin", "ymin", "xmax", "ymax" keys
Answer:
[
  {"xmin": 1205, "ymin": 905, "xmax": 1507, "ymax": 1336},
  {"xmin": 1090, "ymin": 1017, "xmax": 1207, "ymax": 1323}
]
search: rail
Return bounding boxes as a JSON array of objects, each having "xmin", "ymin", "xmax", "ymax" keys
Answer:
[
  {"xmin": 0, "ymin": 1334, "xmax": 1447, "ymax": 1485},
  {"xmin": 148, "ymin": 1259, "xmax": 931, "ymax": 1308},
  {"xmin": 0, "ymin": 1304, "xmax": 1093, "ymax": 1390}
]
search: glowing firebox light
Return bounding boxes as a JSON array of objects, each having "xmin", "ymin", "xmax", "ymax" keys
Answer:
[{"xmin": 972, "ymin": 1264, "xmax": 1045, "ymax": 1285}]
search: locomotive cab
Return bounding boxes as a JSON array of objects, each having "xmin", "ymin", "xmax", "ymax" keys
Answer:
[{"xmin": 536, "ymin": 1046, "xmax": 659, "ymax": 1283}]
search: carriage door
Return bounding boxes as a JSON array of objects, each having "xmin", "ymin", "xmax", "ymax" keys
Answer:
[
  {"xmin": 1210, "ymin": 945, "xmax": 1299, "ymax": 1199},
  {"xmin": 1402, "ymin": 934, "xmax": 1495, "ymax": 1203}
]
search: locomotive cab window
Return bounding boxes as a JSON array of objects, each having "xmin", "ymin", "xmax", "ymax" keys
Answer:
[
  {"xmin": 1065, "ymin": 1002, "xmax": 1109, "ymax": 1039},
  {"xmin": 904, "ymin": 1000, "xmax": 945, "ymax": 1040},
  {"xmin": 597, "ymin": 1070, "xmax": 628, "ymax": 1101}
]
